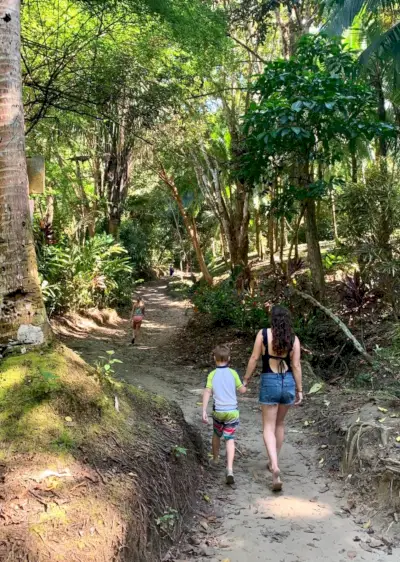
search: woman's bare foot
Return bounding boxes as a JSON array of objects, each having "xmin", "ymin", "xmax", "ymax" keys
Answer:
[{"xmin": 271, "ymin": 468, "xmax": 282, "ymax": 492}]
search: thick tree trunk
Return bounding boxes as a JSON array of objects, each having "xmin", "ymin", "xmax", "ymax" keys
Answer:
[
  {"xmin": 0, "ymin": 0, "xmax": 49, "ymax": 343},
  {"xmin": 305, "ymin": 199, "xmax": 325, "ymax": 299},
  {"xmin": 158, "ymin": 167, "xmax": 213, "ymax": 285}
]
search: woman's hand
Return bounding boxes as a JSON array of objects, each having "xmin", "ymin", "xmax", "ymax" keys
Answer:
[
  {"xmin": 294, "ymin": 391, "xmax": 303, "ymax": 406},
  {"xmin": 202, "ymin": 410, "xmax": 209, "ymax": 424}
]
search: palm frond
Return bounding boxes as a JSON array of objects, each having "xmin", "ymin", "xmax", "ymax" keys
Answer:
[
  {"xmin": 359, "ymin": 21, "xmax": 400, "ymax": 66},
  {"xmin": 325, "ymin": 0, "xmax": 397, "ymax": 36}
]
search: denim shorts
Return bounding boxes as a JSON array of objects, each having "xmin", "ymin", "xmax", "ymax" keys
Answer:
[{"xmin": 259, "ymin": 373, "xmax": 296, "ymax": 405}]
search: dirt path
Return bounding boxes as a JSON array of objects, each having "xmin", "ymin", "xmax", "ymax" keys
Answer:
[{"xmin": 58, "ymin": 280, "xmax": 390, "ymax": 562}]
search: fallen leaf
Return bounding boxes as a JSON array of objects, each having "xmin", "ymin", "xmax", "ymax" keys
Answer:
[
  {"xmin": 65, "ymin": 416, "xmax": 72, "ymax": 422},
  {"xmin": 304, "ymin": 420, "xmax": 310, "ymax": 427},
  {"xmin": 378, "ymin": 407, "xmax": 388, "ymax": 413},
  {"xmin": 308, "ymin": 382, "xmax": 324, "ymax": 394},
  {"xmin": 363, "ymin": 520, "xmax": 371, "ymax": 529},
  {"xmin": 396, "ymin": 436, "xmax": 400, "ymax": 443},
  {"xmin": 378, "ymin": 417, "xmax": 386, "ymax": 423},
  {"xmin": 196, "ymin": 402, "xmax": 202, "ymax": 406},
  {"xmin": 323, "ymin": 400, "xmax": 330, "ymax": 407},
  {"xmin": 222, "ymin": 559, "xmax": 230, "ymax": 562},
  {"xmin": 319, "ymin": 458, "xmax": 324, "ymax": 465},
  {"xmin": 356, "ymin": 417, "xmax": 360, "ymax": 423},
  {"xmin": 203, "ymin": 494, "xmax": 210, "ymax": 503},
  {"xmin": 200, "ymin": 520, "xmax": 208, "ymax": 531}
]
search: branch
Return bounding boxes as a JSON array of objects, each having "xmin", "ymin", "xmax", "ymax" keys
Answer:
[
  {"xmin": 227, "ymin": 33, "xmax": 267, "ymax": 64},
  {"xmin": 290, "ymin": 288, "xmax": 374, "ymax": 365}
]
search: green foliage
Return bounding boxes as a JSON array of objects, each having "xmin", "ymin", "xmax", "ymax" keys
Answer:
[
  {"xmin": 192, "ymin": 279, "xmax": 269, "ymax": 331},
  {"xmin": 36, "ymin": 234, "xmax": 133, "ymax": 314},
  {"xmin": 156, "ymin": 508, "xmax": 179, "ymax": 531},
  {"xmin": 322, "ymin": 251, "xmax": 351, "ymax": 272},
  {"xmin": 243, "ymin": 34, "xmax": 395, "ymax": 190},
  {"xmin": 96, "ymin": 351, "xmax": 123, "ymax": 381},
  {"xmin": 171, "ymin": 445, "xmax": 187, "ymax": 458}
]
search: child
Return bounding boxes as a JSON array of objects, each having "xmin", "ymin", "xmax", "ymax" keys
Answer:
[
  {"xmin": 131, "ymin": 297, "xmax": 145, "ymax": 345},
  {"xmin": 202, "ymin": 345, "xmax": 246, "ymax": 485}
]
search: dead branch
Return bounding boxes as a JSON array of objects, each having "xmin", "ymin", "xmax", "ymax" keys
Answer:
[{"xmin": 291, "ymin": 288, "xmax": 374, "ymax": 364}]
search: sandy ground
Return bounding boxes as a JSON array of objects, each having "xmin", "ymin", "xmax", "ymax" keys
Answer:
[{"xmin": 57, "ymin": 280, "xmax": 393, "ymax": 562}]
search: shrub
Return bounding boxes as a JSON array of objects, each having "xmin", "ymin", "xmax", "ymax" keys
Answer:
[
  {"xmin": 36, "ymin": 234, "xmax": 133, "ymax": 314},
  {"xmin": 191, "ymin": 279, "xmax": 269, "ymax": 331}
]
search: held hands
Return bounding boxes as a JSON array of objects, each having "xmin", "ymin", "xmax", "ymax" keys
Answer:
[
  {"xmin": 202, "ymin": 410, "xmax": 209, "ymax": 424},
  {"xmin": 295, "ymin": 391, "xmax": 303, "ymax": 406}
]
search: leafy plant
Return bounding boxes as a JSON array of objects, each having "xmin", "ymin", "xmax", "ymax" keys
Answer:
[
  {"xmin": 340, "ymin": 271, "xmax": 380, "ymax": 314},
  {"xmin": 156, "ymin": 508, "xmax": 179, "ymax": 532},
  {"xmin": 36, "ymin": 234, "xmax": 133, "ymax": 314},
  {"xmin": 96, "ymin": 351, "xmax": 123, "ymax": 380},
  {"xmin": 171, "ymin": 445, "xmax": 187, "ymax": 459}
]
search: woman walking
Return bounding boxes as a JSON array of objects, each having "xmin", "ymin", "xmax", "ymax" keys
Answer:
[{"xmin": 243, "ymin": 305, "xmax": 303, "ymax": 491}]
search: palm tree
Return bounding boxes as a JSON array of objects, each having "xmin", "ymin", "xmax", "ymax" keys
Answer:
[
  {"xmin": 0, "ymin": 0, "xmax": 49, "ymax": 343},
  {"xmin": 326, "ymin": 0, "xmax": 400, "ymax": 64}
]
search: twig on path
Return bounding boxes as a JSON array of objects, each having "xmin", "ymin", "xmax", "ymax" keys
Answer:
[{"xmin": 93, "ymin": 463, "xmax": 107, "ymax": 485}]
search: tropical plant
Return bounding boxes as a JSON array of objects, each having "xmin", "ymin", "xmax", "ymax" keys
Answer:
[{"xmin": 36, "ymin": 234, "xmax": 133, "ymax": 314}]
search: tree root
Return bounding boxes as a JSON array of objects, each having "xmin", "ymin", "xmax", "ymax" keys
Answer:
[{"xmin": 343, "ymin": 421, "xmax": 389, "ymax": 472}]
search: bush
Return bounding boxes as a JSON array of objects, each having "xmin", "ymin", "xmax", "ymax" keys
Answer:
[
  {"xmin": 36, "ymin": 234, "xmax": 133, "ymax": 314},
  {"xmin": 191, "ymin": 279, "xmax": 269, "ymax": 331}
]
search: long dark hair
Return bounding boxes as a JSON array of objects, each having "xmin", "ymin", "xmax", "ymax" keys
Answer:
[{"xmin": 271, "ymin": 305, "xmax": 294, "ymax": 355}]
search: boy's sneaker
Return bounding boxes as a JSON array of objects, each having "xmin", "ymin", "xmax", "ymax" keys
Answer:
[{"xmin": 226, "ymin": 469, "xmax": 235, "ymax": 485}]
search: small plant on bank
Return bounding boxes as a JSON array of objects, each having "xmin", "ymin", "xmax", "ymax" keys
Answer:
[
  {"xmin": 171, "ymin": 445, "xmax": 187, "ymax": 459},
  {"xmin": 156, "ymin": 508, "xmax": 179, "ymax": 533},
  {"xmin": 96, "ymin": 350, "xmax": 123, "ymax": 380}
]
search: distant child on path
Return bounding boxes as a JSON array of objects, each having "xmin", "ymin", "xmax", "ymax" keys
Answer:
[
  {"xmin": 202, "ymin": 345, "xmax": 246, "ymax": 485},
  {"xmin": 131, "ymin": 297, "xmax": 145, "ymax": 345}
]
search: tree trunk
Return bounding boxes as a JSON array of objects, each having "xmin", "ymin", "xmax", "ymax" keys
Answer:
[
  {"xmin": 219, "ymin": 229, "xmax": 229, "ymax": 266},
  {"xmin": 279, "ymin": 215, "xmax": 285, "ymax": 265},
  {"xmin": 351, "ymin": 150, "xmax": 358, "ymax": 183},
  {"xmin": 331, "ymin": 191, "xmax": 338, "ymax": 241},
  {"xmin": 268, "ymin": 212, "xmax": 275, "ymax": 266},
  {"xmin": 255, "ymin": 208, "xmax": 261, "ymax": 258},
  {"xmin": 0, "ymin": 0, "xmax": 50, "ymax": 343},
  {"xmin": 305, "ymin": 199, "xmax": 325, "ymax": 299},
  {"xmin": 158, "ymin": 167, "xmax": 213, "ymax": 285}
]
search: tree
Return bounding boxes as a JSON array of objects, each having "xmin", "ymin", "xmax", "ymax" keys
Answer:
[
  {"xmin": 243, "ymin": 34, "xmax": 394, "ymax": 298},
  {"xmin": 0, "ymin": 0, "xmax": 49, "ymax": 343}
]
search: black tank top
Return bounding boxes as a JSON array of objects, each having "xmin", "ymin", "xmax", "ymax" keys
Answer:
[{"xmin": 262, "ymin": 328, "xmax": 293, "ymax": 374}]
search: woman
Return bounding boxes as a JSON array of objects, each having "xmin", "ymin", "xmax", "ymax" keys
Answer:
[
  {"xmin": 243, "ymin": 305, "xmax": 303, "ymax": 491},
  {"xmin": 131, "ymin": 297, "xmax": 145, "ymax": 345}
]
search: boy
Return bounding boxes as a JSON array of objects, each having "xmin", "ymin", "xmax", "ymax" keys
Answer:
[{"xmin": 202, "ymin": 345, "xmax": 246, "ymax": 485}]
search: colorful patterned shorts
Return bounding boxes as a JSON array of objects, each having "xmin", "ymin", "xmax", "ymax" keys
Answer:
[{"xmin": 212, "ymin": 410, "xmax": 239, "ymax": 440}]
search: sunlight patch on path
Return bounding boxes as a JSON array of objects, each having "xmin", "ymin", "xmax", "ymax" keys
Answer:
[{"xmin": 255, "ymin": 495, "xmax": 333, "ymax": 520}]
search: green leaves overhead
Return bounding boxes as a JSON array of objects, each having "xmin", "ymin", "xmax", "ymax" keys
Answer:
[{"xmin": 242, "ymin": 34, "xmax": 396, "ymax": 186}]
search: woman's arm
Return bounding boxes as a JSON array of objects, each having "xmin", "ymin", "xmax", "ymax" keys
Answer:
[
  {"xmin": 291, "ymin": 336, "xmax": 303, "ymax": 405},
  {"xmin": 243, "ymin": 330, "xmax": 263, "ymax": 386}
]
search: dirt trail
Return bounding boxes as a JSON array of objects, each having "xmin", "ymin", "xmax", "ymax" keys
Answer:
[{"xmin": 58, "ymin": 280, "xmax": 390, "ymax": 562}]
